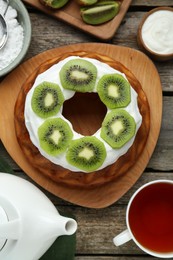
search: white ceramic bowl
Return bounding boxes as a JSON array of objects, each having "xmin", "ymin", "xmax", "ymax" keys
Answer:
[{"xmin": 0, "ymin": 0, "xmax": 31, "ymax": 77}]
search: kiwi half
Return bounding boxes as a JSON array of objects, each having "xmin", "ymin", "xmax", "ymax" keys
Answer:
[
  {"xmin": 38, "ymin": 118, "xmax": 73, "ymax": 156},
  {"xmin": 96, "ymin": 0, "xmax": 120, "ymax": 5},
  {"xmin": 39, "ymin": 0, "xmax": 70, "ymax": 9},
  {"xmin": 80, "ymin": 1, "xmax": 120, "ymax": 25},
  {"xmin": 76, "ymin": 0, "xmax": 98, "ymax": 6},
  {"xmin": 66, "ymin": 136, "xmax": 106, "ymax": 172},
  {"xmin": 101, "ymin": 109, "xmax": 136, "ymax": 149},
  {"xmin": 59, "ymin": 59, "xmax": 97, "ymax": 92},
  {"xmin": 97, "ymin": 73, "xmax": 131, "ymax": 109},
  {"xmin": 31, "ymin": 81, "xmax": 64, "ymax": 119}
]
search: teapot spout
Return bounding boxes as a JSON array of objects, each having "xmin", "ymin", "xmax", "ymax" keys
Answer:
[{"xmin": 44, "ymin": 213, "xmax": 77, "ymax": 239}]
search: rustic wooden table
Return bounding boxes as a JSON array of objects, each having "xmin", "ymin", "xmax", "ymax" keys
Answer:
[{"xmin": 0, "ymin": 0, "xmax": 173, "ymax": 259}]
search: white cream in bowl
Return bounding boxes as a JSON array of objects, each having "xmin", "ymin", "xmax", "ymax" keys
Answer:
[{"xmin": 141, "ymin": 9, "xmax": 173, "ymax": 55}]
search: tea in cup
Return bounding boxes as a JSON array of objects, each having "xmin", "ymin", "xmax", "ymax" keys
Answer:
[{"xmin": 113, "ymin": 180, "xmax": 173, "ymax": 258}]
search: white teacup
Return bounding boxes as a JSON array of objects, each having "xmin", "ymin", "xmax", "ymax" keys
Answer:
[{"xmin": 113, "ymin": 180, "xmax": 173, "ymax": 258}]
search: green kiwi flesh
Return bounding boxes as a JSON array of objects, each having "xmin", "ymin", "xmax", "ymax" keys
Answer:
[
  {"xmin": 80, "ymin": 2, "xmax": 120, "ymax": 25},
  {"xmin": 38, "ymin": 118, "xmax": 73, "ymax": 156},
  {"xmin": 60, "ymin": 59, "xmax": 97, "ymax": 92},
  {"xmin": 101, "ymin": 109, "xmax": 136, "ymax": 149},
  {"xmin": 97, "ymin": 73, "xmax": 131, "ymax": 109},
  {"xmin": 40, "ymin": 0, "xmax": 70, "ymax": 8},
  {"xmin": 31, "ymin": 81, "xmax": 64, "ymax": 119},
  {"xmin": 66, "ymin": 136, "xmax": 106, "ymax": 172}
]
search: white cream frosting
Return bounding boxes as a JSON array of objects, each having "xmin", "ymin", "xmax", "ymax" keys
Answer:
[{"xmin": 24, "ymin": 56, "xmax": 142, "ymax": 172}]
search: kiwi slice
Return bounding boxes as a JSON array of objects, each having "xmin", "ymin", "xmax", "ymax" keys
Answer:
[
  {"xmin": 59, "ymin": 59, "xmax": 97, "ymax": 92},
  {"xmin": 66, "ymin": 136, "xmax": 106, "ymax": 172},
  {"xmin": 101, "ymin": 109, "xmax": 136, "ymax": 149},
  {"xmin": 97, "ymin": 73, "xmax": 131, "ymax": 109},
  {"xmin": 38, "ymin": 118, "xmax": 73, "ymax": 156},
  {"xmin": 80, "ymin": 2, "xmax": 120, "ymax": 25},
  {"xmin": 31, "ymin": 81, "xmax": 64, "ymax": 119},
  {"xmin": 39, "ymin": 0, "xmax": 70, "ymax": 9}
]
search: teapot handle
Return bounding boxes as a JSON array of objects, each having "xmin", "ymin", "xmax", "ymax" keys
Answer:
[{"xmin": 0, "ymin": 218, "xmax": 20, "ymax": 240}]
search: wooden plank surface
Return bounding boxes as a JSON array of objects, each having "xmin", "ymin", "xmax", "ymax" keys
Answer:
[
  {"xmin": 23, "ymin": 0, "xmax": 132, "ymax": 40},
  {"xmin": 132, "ymin": 0, "xmax": 173, "ymax": 6},
  {"xmin": 0, "ymin": 0, "xmax": 173, "ymax": 259}
]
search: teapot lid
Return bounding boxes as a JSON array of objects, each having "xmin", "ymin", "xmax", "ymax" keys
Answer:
[{"xmin": 0, "ymin": 206, "xmax": 7, "ymax": 250}]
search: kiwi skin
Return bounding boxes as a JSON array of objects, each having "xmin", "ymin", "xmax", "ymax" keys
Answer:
[
  {"xmin": 59, "ymin": 59, "xmax": 97, "ymax": 93},
  {"xmin": 31, "ymin": 81, "xmax": 64, "ymax": 119},
  {"xmin": 66, "ymin": 136, "xmax": 106, "ymax": 172},
  {"xmin": 38, "ymin": 118, "xmax": 73, "ymax": 156},
  {"xmin": 97, "ymin": 73, "xmax": 131, "ymax": 109},
  {"xmin": 101, "ymin": 109, "xmax": 136, "ymax": 149}
]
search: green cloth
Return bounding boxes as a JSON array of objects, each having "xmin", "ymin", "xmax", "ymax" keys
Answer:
[
  {"xmin": 41, "ymin": 230, "xmax": 76, "ymax": 260},
  {"xmin": 0, "ymin": 157, "xmax": 14, "ymax": 174}
]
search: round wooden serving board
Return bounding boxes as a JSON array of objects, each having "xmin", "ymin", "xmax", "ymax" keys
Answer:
[{"xmin": 0, "ymin": 43, "xmax": 162, "ymax": 208}]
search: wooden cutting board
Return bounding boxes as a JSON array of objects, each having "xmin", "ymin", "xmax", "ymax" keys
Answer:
[
  {"xmin": 0, "ymin": 43, "xmax": 162, "ymax": 208},
  {"xmin": 23, "ymin": 0, "xmax": 132, "ymax": 40}
]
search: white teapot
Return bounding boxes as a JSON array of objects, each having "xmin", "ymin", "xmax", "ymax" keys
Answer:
[{"xmin": 0, "ymin": 173, "xmax": 77, "ymax": 260}]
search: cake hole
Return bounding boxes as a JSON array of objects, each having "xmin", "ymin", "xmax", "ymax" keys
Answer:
[{"xmin": 62, "ymin": 92, "xmax": 107, "ymax": 136}]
